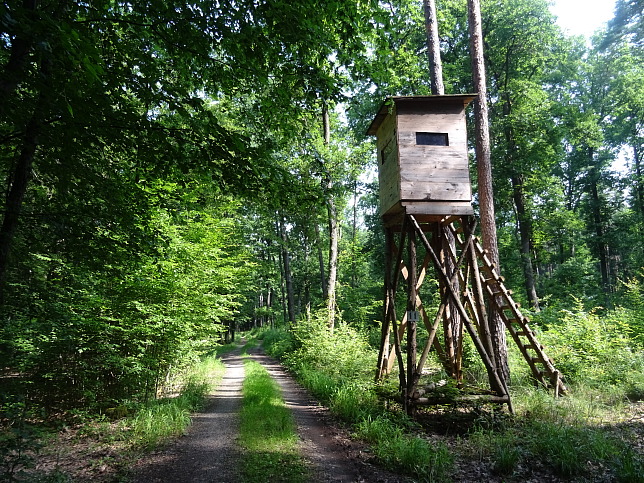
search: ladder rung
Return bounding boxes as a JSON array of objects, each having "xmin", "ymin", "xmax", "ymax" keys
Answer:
[{"xmin": 526, "ymin": 344, "xmax": 543, "ymax": 351}]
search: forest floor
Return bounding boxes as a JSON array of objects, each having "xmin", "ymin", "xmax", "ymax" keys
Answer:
[{"xmin": 19, "ymin": 341, "xmax": 644, "ymax": 482}]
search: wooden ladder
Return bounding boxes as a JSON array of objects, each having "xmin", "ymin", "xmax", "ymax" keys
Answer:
[{"xmin": 449, "ymin": 222, "xmax": 568, "ymax": 396}]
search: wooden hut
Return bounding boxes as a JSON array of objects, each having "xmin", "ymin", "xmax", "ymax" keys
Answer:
[{"xmin": 366, "ymin": 95, "xmax": 476, "ymax": 225}]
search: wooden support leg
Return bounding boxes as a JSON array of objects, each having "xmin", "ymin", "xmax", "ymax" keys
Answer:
[
  {"xmin": 408, "ymin": 215, "xmax": 511, "ymax": 408},
  {"xmin": 406, "ymin": 225, "xmax": 418, "ymax": 413}
]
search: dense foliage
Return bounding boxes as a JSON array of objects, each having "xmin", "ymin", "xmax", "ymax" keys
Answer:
[{"xmin": 1, "ymin": 0, "xmax": 644, "ymax": 435}]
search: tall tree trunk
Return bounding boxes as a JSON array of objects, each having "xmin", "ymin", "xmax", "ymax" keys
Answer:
[
  {"xmin": 501, "ymin": 95, "xmax": 540, "ymax": 310},
  {"xmin": 0, "ymin": 114, "xmax": 41, "ymax": 301},
  {"xmin": 278, "ymin": 216, "xmax": 296, "ymax": 324},
  {"xmin": 634, "ymin": 143, "xmax": 644, "ymax": 223},
  {"xmin": 423, "ymin": 0, "xmax": 445, "ymax": 96},
  {"xmin": 315, "ymin": 223, "xmax": 327, "ymax": 298},
  {"xmin": 0, "ymin": 0, "xmax": 39, "ymax": 119},
  {"xmin": 588, "ymin": 149, "xmax": 610, "ymax": 294},
  {"xmin": 423, "ymin": 0, "xmax": 462, "ymax": 379},
  {"xmin": 351, "ymin": 180, "xmax": 358, "ymax": 288},
  {"xmin": 467, "ymin": 0, "xmax": 509, "ymax": 387},
  {"xmin": 511, "ymin": 175, "xmax": 540, "ymax": 310},
  {"xmin": 322, "ymin": 103, "xmax": 338, "ymax": 330},
  {"xmin": 0, "ymin": 35, "xmax": 54, "ymax": 301}
]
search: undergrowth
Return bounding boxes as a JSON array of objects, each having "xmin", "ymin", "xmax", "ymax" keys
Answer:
[
  {"xmin": 260, "ymin": 302, "xmax": 644, "ymax": 482},
  {"xmin": 127, "ymin": 353, "xmax": 224, "ymax": 448},
  {"xmin": 1, "ymin": 351, "xmax": 226, "ymax": 481}
]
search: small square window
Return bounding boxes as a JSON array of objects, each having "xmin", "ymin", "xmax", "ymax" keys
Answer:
[{"xmin": 416, "ymin": 132, "xmax": 449, "ymax": 146}]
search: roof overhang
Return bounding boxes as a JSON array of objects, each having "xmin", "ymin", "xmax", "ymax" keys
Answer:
[{"xmin": 366, "ymin": 94, "xmax": 477, "ymax": 136}]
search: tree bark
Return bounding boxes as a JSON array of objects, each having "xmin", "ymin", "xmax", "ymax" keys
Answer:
[
  {"xmin": 588, "ymin": 149, "xmax": 610, "ymax": 293},
  {"xmin": 0, "ymin": 115, "xmax": 41, "ymax": 300},
  {"xmin": 406, "ymin": 226, "xmax": 417, "ymax": 414},
  {"xmin": 467, "ymin": 0, "xmax": 509, "ymax": 385},
  {"xmin": 322, "ymin": 103, "xmax": 338, "ymax": 330},
  {"xmin": 423, "ymin": 0, "xmax": 462, "ymax": 378},
  {"xmin": 512, "ymin": 175, "xmax": 540, "ymax": 310},
  {"xmin": 278, "ymin": 216, "xmax": 296, "ymax": 324},
  {"xmin": 423, "ymin": 0, "xmax": 445, "ymax": 96},
  {"xmin": 315, "ymin": 223, "xmax": 327, "ymax": 298},
  {"xmin": 0, "ymin": 0, "xmax": 39, "ymax": 119},
  {"xmin": 634, "ymin": 143, "xmax": 644, "ymax": 223}
]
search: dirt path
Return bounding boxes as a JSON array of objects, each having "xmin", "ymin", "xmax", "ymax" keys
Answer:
[
  {"xmin": 250, "ymin": 351, "xmax": 402, "ymax": 483},
  {"xmin": 130, "ymin": 350, "xmax": 245, "ymax": 482},
  {"xmin": 130, "ymin": 345, "xmax": 401, "ymax": 483}
]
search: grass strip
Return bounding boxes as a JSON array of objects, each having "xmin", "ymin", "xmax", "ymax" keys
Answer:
[{"xmin": 239, "ymin": 359, "xmax": 309, "ymax": 483}]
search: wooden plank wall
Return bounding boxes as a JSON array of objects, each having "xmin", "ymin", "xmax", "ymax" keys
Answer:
[
  {"xmin": 376, "ymin": 108, "xmax": 400, "ymax": 215},
  {"xmin": 396, "ymin": 101, "xmax": 471, "ymax": 203}
]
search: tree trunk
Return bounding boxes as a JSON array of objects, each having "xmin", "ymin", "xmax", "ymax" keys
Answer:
[
  {"xmin": 423, "ymin": 0, "xmax": 463, "ymax": 378},
  {"xmin": 278, "ymin": 216, "xmax": 296, "ymax": 324},
  {"xmin": 0, "ymin": 114, "xmax": 41, "ymax": 300},
  {"xmin": 322, "ymin": 103, "xmax": 338, "ymax": 330},
  {"xmin": 500, "ymin": 88, "xmax": 540, "ymax": 311},
  {"xmin": 405, "ymin": 226, "xmax": 417, "ymax": 414},
  {"xmin": 467, "ymin": 0, "xmax": 509, "ymax": 386},
  {"xmin": 423, "ymin": 0, "xmax": 445, "ymax": 96},
  {"xmin": 315, "ymin": 223, "xmax": 327, "ymax": 298},
  {"xmin": 0, "ymin": 0, "xmax": 39, "ymax": 119},
  {"xmin": 634, "ymin": 143, "xmax": 644, "ymax": 223},
  {"xmin": 351, "ymin": 180, "xmax": 358, "ymax": 288},
  {"xmin": 512, "ymin": 175, "xmax": 540, "ymax": 310},
  {"xmin": 588, "ymin": 149, "xmax": 610, "ymax": 293}
]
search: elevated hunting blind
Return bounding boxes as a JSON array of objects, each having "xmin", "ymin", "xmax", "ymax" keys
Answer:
[
  {"xmin": 368, "ymin": 95, "xmax": 566, "ymax": 414},
  {"xmin": 366, "ymin": 95, "xmax": 476, "ymax": 224}
]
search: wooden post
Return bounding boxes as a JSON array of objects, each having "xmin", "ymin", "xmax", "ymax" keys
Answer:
[
  {"xmin": 406, "ymin": 225, "xmax": 418, "ymax": 412},
  {"xmin": 376, "ymin": 228, "xmax": 393, "ymax": 381}
]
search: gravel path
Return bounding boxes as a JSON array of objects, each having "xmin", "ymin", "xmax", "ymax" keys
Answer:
[
  {"xmin": 130, "ymin": 351, "xmax": 245, "ymax": 482},
  {"xmin": 129, "ymin": 344, "xmax": 402, "ymax": 483},
  {"xmin": 252, "ymin": 351, "xmax": 401, "ymax": 482}
]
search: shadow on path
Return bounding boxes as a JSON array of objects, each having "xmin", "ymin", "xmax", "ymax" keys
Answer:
[{"xmin": 129, "ymin": 351, "xmax": 245, "ymax": 483}]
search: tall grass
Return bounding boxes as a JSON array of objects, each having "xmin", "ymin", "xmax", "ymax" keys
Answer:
[
  {"xmin": 261, "ymin": 308, "xmax": 644, "ymax": 482},
  {"xmin": 128, "ymin": 354, "xmax": 224, "ymax": 448},
  {"xmin": 239, "ymin": 359, "xmax": 309, "ymax": 483}
]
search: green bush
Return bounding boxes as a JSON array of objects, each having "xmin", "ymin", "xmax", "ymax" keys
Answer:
[
  {"xmin": 285, "ymin": 315, "xmax": 375, "ymax": 382},
  {"xmin": 534, "ymin": 299, "xmax": 644, "ymax": 391},
  {"xmin": 262, "ymin": 327, "xmax": 295, "ymax": 359}
]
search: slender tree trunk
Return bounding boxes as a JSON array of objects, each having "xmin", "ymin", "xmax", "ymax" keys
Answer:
[
  {"xmin": 0, "ymin": 115, "xmax": 41, "ymax": 300},
  {"xmin": 512, "ymin": 175, "xmax": 540, "ymax": 310},
  {"xmin": 322, "ymin": 103, "xmax": 338, "ymax": 330},
  {"xmin": 467, "ymin": 0, "xmax": 509, "ymax": 386},
  {"xmin": 0, "ymin": 37, "xmax": 54, "ymax": 301},
  {"xmin": 406, "ymin": 226, "xmax": 417, "ymax": 414},
  {"xmin": 423, "ymin": 0, "xmax": 462, "ymax": 378},
  {"xmin": 501, "ymin": 90, "xmax": 540, "ymax": 310},
  {"xmin": 315, "ymin": 223, "xmax": 327, "ymax": 298},
  {"xmin": 588, "ymin": 149, "xmax": 610, "ymax": 293},
  {"xmin": 0, "ymin": 0, "xmax": 39, "ymax": 118},
  {"xmin": 351, "ymin": 180, "xmax": 358, "ymax": 288},
  {"xmin": 278, "ymin": 216, "xmax": 296, "ymax": 324},
  {"xmin": 634, "ymin": 143, "xmax": 644, "ymax": 223}
]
